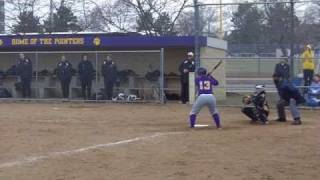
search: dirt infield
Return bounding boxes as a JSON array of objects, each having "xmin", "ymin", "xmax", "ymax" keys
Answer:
[{"xmin": 0, "ymin": 102, "xmax": 319, "ymax": 180}]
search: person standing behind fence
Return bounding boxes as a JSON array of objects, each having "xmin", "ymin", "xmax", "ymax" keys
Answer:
[
  {"xmin": 101, "ymin": 56, "xmax": 118, "ymax": 100},
  {"xmin": 179, "ymin": 52, "xmax": 195, "ymax": 104},
  {"xmin": 301, "ymin": 45, "xmax": 315, "ymax": 90},
  {"xmin": 273, "ymin": 57, "xmax": 290, "ymax": 90},
  {"xmin": 78, "ymin": 54, "xmax": 95, "ymax": 100},
  {"xmin": 57, "ymin": 55, "xmax": 73, "ymax": 99},
  {"xmin": 16, "ymin": 53, "xmax": 33, "ymax": 98}
]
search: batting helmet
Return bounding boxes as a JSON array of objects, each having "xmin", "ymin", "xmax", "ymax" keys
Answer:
[{"xmin": 197, "ymin": 67, "xmax": 207, "ymax": 76}]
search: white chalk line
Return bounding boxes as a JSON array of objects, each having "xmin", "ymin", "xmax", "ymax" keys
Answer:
[{"xmin": 0, "ymin": 132, "xmax": 182, "ymax": 169}]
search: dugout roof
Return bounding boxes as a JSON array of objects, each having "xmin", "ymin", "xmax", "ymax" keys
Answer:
[{"xmin": 0, "ymin": 32, "xmax": 227, "ymax": 52}]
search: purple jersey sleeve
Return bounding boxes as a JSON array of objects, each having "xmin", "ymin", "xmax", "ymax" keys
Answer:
[{"xmin": 209, "ymin": 75, "xmax": 219, "ymax": 86}]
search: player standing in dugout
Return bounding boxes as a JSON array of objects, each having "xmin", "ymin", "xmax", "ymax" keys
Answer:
[
  {"xmin": 78, "ymin": 54, "xmax": 95, "ymax": 100},
  {"xmin": 16, "ymin": 53, "xmax": 33, "ymax": 98},
  {"xmin": 179, "ymin": 52, "xmax": 195, "ymax": 104},
  {"xmin": 101, "ymin": 56, "xmax": 118, "ymax": 100},
  {"xmin": 56, "ymin": 55, "xmax": 73, "ymax": 99}
]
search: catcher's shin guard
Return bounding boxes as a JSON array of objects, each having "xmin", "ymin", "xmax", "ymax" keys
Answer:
[
  {"xmin": 241, "ymin": 107, "xmax": 258, "ymax": 121},
  {"xmin": 257, "ymin": 110, "xmax": 268, "ymax": 122}
]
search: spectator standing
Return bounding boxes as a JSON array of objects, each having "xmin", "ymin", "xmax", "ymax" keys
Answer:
[
  {"xmin": 301, "ymin": 45, "xmax": 315, "ymax": 90},
  {"xmin": 178, "ymin": 52, "xmax": 195, "ymax": 104}
]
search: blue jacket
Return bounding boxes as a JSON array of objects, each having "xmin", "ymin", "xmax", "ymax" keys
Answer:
[
  {"xmin": 16, "ymin": 58, "xmax": 33, "ymax": 80},
  {"xmin": 78, "ymin": 60, "xmax": 95, "ymax": 81},
  {"xmin": 278, "ymin": 80, "xmax": 305, "ymax": 104},
  {"xmin": 57, "ymin": 61, "xmax": 73, "ymax": 81},
  {"xmin": 101, "ymin": 61, "xmax": 118, "ymax": 83},
  {"xmin": 273, "ymin": 62, "xmax": 290, "ymax": 89},
  {"xmin": 179, "ymin": 59, "xmax": 195, "ymax": 83}
]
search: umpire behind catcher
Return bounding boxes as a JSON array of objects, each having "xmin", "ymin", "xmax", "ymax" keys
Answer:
[
  {"xmin": 179, "ymin": 52, "xmax": 195, "ymax": 104},
  {"xmin": 16, "ymin": 53, "xmax": 33, "ymax": 98},
  {"xmin": 101, "ymin": 56, "xmax": 118, "ymax": 100},
  {"xmin": 78, "ymin": 54, "xmax": 95, "ymax": 100},
  {"xmin": 57, "ymin": 55, "xmax": 73, "ymax": 99}
]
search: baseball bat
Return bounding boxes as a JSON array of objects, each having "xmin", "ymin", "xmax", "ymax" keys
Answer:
[{"xmin": 207, "ymin": 60, "xmax": 222, "ymax": 76}]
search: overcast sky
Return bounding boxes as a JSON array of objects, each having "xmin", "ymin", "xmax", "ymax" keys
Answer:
[{"xmin": 3, "ymin": 0, "xmax": 313, "ymax": 33}]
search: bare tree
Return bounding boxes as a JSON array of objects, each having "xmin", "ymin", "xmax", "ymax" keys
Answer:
[
  {"xmin": 176, "ymin": 6, "xmax": 218, "ymax": 36},
  {"xmin": 5, "ymin": 0, "xmax": 44, "ymax": 33},
  {"xmin": 122, "ymin": 0, "xmax": 188, "ymax": 35},
  {"xmin": 87, "ymin": 0, "xmax": 189, "ymax": 35}
]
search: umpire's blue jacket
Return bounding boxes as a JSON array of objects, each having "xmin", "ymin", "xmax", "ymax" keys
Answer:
[{"xmin": 278, "ymin": 80, "xmax": 305, "ymax": 104}]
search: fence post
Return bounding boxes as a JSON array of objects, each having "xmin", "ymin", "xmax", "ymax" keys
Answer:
[
  {"xmin": 258, "ymin": 57, "xmax": 261, "ymax": 76},
  {"xmin": 35, "ymin": 52, "xmax": 39, "ymax": 99},
  {"xmin": 194, "ymin": 0, "xmax": 201, "ymax": 70},
  {"xmin": 289, "ymin": 0, "xmax": 295, "ymax": 78},
  {"xmin": 95, "ymin": 51, "xmax": 98, "ymax": 102},
  {"xmin": 160, "ymin": 48, "xmax": 165, "ymax": 104}
]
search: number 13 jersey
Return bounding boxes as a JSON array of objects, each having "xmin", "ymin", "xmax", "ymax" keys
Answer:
[{"xmin": 195, "ymin": 75, "xmax": 219, "ymax": 95}]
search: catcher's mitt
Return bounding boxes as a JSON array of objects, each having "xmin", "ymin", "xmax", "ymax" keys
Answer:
[{"xmin": 242, "ymin": 95, "xmax": 252, "ymax": 105}]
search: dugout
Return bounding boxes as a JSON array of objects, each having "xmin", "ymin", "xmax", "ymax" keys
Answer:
[{"xmin": 0, "ymin": 32, "xmax": 227, "ymax": 102}]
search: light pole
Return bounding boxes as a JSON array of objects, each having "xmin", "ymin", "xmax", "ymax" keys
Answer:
[
  {"xmin": 194, "ymin": 0, "xmax": 200, "ymax": 69},
  {"xmin": 50, "ymin": 0, "xmax": 54, "ymax": 32},
  {"xmin": 219, "ymin": 0, "xmax": 224, "ymax": 39},
  {"xmin": 290, "ymin": 0, "xmax": 295, "ymax": 78}
]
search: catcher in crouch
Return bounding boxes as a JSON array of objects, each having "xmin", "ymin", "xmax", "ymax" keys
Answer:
[
  {"xmin": 241, "ymin": 85, "xmax": 270, "ymax": 125},
  {"xmin": 189, "ymin": 67, "xmax": 221, "ymax": 129}
]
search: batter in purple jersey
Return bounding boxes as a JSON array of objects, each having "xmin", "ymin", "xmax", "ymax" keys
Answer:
[{"xmin": 189, "ymin": 67, "xmax": 221, "ymax": 129}]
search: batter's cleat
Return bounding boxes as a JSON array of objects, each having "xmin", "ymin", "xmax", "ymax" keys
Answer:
[
  {"xmin": 275, "ymin": 118, "xmax": 287, "ymax": 122},
  {"xmin": 261, "ymin": 121, "xmax": 269, "ymax": 125}
]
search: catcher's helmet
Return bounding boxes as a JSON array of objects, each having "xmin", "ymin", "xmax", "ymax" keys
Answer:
[
  {"xmin": 255, "ymin": 84, "xmax": 265, "ymax": 93},
  {"xmin": 197, "ymin": 67, "xmax": 207, "ymax": 76}
]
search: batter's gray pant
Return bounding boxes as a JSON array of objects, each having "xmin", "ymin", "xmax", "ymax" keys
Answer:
[{"xmin": 190, "ymin": 94, "xmax": 218, "ymax": 115}]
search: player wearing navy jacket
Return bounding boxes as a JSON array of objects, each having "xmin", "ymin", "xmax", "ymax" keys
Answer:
[
  {"xmin": 16, "ymin": 53, "xmax": 33, "ymax": 98},
  {"xmin": 189, "ymin": 67, "xmax": 221, "ymax": 129}
]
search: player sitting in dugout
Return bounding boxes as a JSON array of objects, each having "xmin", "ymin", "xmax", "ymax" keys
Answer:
[
  {"xmin": 241, "ymin": 85, "xmax": 270, "ymax": 125},
  {"xmin": 306, "ymin": 74, "xmax": 320, "ymax": 106}
]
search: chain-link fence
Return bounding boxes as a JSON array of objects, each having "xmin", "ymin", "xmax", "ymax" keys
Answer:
[{"xmin": 0, "ymin": 52, "xmax": 319, "ymax": 106}]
